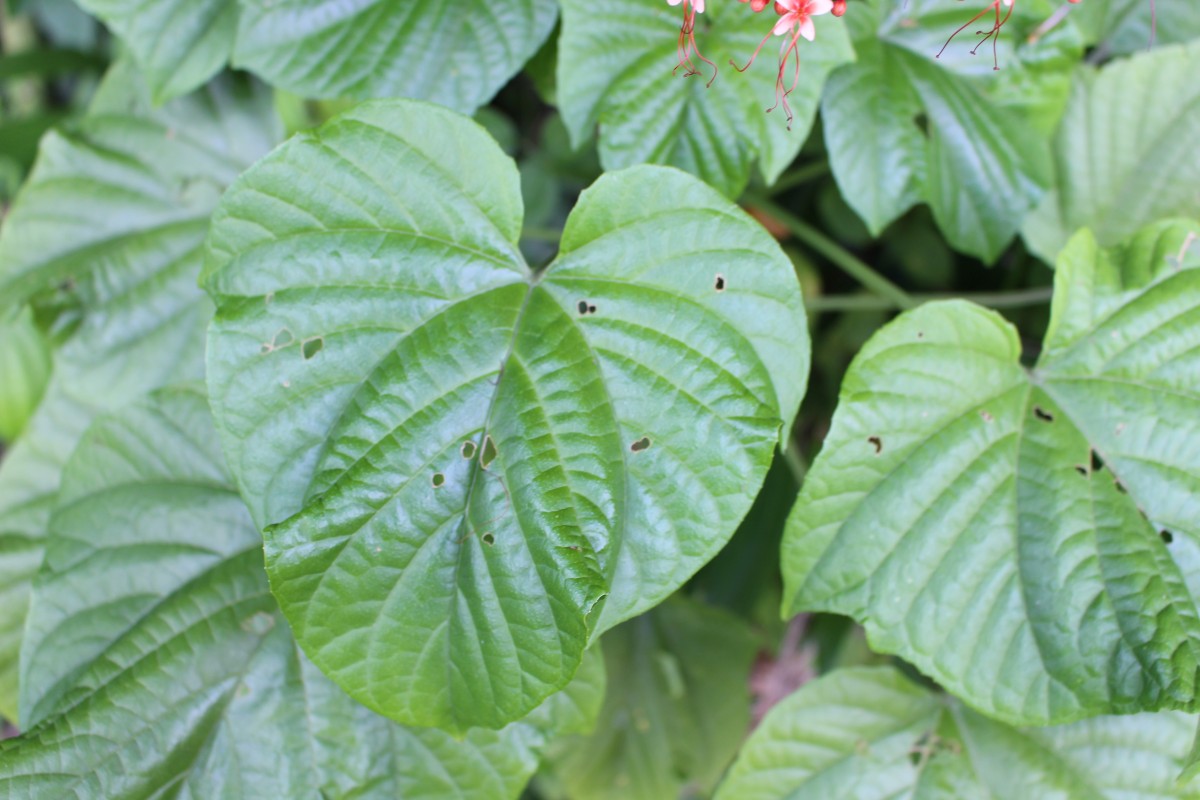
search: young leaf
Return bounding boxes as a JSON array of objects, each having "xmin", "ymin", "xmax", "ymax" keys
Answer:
[
  {"xmin": 0, "ymin": 63, "xmax": 279, "ymax": 722},
  {"xmin": 3, "ymin": 387, "xmax": 602, "ymax": 799},
  {"xmin": 1023, "ymin": 41, "xmax": 1200, "ymax": 262},
  {"xmin": 715, "ymin": 666, "xmax": 1200, "ymax": 799},
  {"xmin": 201, "ymin": 99, "xmax": 809, "ymax": 733},
  {"xmin": 540, "ymin": 597, "xmax": 759, "ymax": 800},
  {"xmin": 557, "ymin": 0, "xmax": 853, "ymax": 198},
  {"xmin": 781, "ymin": 220, "xmax": 1200, "ymax": 726}
]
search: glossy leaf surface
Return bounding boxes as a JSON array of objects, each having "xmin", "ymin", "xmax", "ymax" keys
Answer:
[
  {"xmin": 782, "ymin": 220, "xmax": 1200, "ymax": 725},
  {"xmin": 2, "ymin": 388, "xmax": 603, "ymax": 799},
  {"xmin": 0, "ymin": 64, "xmax": 279, "ymax": 721},
  {"xmin": 202, "ymin": 99, "xmax": 808, "ymax": 732},
  {"xmin": 717, "ymin": 666, "xmax": 1200, "ymax": 799},
  {"xmin": 557, "ymin": 0, "xmax": 853, "ymax": 198}
]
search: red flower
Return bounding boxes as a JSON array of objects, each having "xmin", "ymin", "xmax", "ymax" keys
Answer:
[{"xmin": 732, "ymin": 0, "xmax": 833, "ymax": 129}]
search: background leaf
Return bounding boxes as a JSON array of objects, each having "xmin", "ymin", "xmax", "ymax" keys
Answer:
[
  {"xmin": 2, "ymin": 387, "xmax": 602, "ymax": 799},
  {"xmin": 0, "ymin": 308, "xmax": 50, "ymax": 443},
  {"xmin": 0, "ymin": 62, "xmax": 279, "ymax": 722},
  {"xmin": 539, "ymin": 596, "xmax": 758, "ymax": 800},
  {"xmin": 202, "ymin": 99, "xmax": 808, "ymax": 733},
  {"xmin": 557, "ymin": 0, "xmax": 853, "ymax": 198},
  {"xmin": 1022, "ymin": 41, "xmax": 1200, "ymax": 262},
  {"xmin": 781, "ymin": 220, "xmax": 1200, "ymax": 725},
  {"xmin": 716, "ymin": 666, "xmax": 1200, "ymax": 799}
]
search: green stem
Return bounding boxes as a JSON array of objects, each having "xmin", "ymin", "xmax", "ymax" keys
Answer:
[
  {"xmin": 768, "ymin": 161, "xmax": 830, "ymax": 195},
  {"xmin": 805, "ymin": 286, "xmax": 1054, "ymax": 314},
  {"xmin": 748, "ymin": 196, "xmax": 917, "ymax": 310},
  {"xmin": 520, "ymin": 226, "xmax": 562, "ymax": 244},
  {"xmin": 781, "ymin": 440, "xmax": 808, "ymax": 486}
]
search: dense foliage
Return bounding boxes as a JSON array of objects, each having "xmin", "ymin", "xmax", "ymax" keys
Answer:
[{"xmin": 0, "ymin": 0, "xmax": 1198, "ymax": 797}]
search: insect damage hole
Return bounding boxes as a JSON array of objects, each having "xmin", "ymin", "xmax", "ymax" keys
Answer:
[
  {"xmin": 1090, "ymin": 450, "xmax": 1105, "ymax": 473},
  {"xmin": 482, "ymin": 533, "xmax": 495, "ymax": 546},
  {"xmin": 577, "ymin": 301, "xmax": 598, "ymax": 316},
  {"xmin": 302, "ymin": 337, "xmax": 324, "ymax": 359},
  {"xmin": 630, "ymin": 436, "xmax": 652, "ymax": 452},
  {"xmin": 714, "ymin": 274, "xmax": 726, "ymax": 292},
  {"xmin": 1033, "ymin": 406, "xmax": 1054, "ymax": 422},
  {"xmin": 480, "ymin": 435, "xmax": 498, "ymax": 470},
  {"xmin": 432, "ymin": 472, "xmax": 446, "ymax": 489},
  {"xmin": 1161, "ymin": 530, "xmax": 1174, "ymax": 544},
  {"xmin": 868, "ymin": 436, "xmax": 882, "ymax": 454},
  {"xmin": 461, "ymin": 440, "xmax": 477, "ymax": 459}
]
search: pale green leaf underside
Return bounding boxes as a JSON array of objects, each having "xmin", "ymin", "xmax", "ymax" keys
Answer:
[
  {"xmin": 73, "ymin": 0, "xmax": 558, "ymax": 108},
  {"xmin": 2, "ymin": 388, "xmax": 592, "ymax": 799},
  {"xmin": 716, "ymin": 666, "xmax": 1200, "ymax": 799},
  {"xmin": 783, "ymin": 221, "xmax": 1200, "ymax": 725},
  {"xmin": 1023, "ymin": 41, "xmax": 1200, "ymax": 262},
  {"xmin": 0, "ymin": 66, "xmax": 278, "ymax": 723},
  {"xmin": 544, "ymin": 597, "xmax": 758, "ymax": 800},
  {"xmin": 202, "ymin": 99, "xmax": 807, "ymax": 733},
  {"xmin": 557, "ymin": 0, "xmax": 853, "ymax": 198}
]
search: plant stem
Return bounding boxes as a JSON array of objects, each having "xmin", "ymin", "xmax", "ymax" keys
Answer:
[
  {"xmin": 781, "ymin": 440, "xmax": 807, "ymax": 486},
  {"xmin": 520, "ymin": 226, "xmax": 562, "ymax": 243},
  {"xmin": 768, "ymin": 161, "xmax": 830, "ymax": 194},
  {"xmin": 748, "ymin": 196, "xmax": 917, "ymax": 310},
  {"xmin": 806, "ymin": 286, "xmax": 1054, "ymax": 314}
]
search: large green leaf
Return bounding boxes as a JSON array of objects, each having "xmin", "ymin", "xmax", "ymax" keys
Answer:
[
  {"xmin": 233, "ymin": 0, "xmax": 558, "ymax": 111},
  {"xmin": 821, "ymin": 0, "xmax": 1063, "ymax": 260},
  {"xmin": 781, "ymin": 220, "xmax": 1200, "ymax": 725},
  {"xmin": 201, "ymin": 99, "xmax": 808, "ymax": 733},
  {"xmin": 716, "ymin": 666, "xmax": 1200, "ymax": 799},
  {"xmin": 69, "ymin": 0, "xmax": 558, "ymax": 107},
  {"xmin": 540, "ymin": 596, "xmax": 758, "ymax": 800},
  {"xmin": 1023, "ymin": 41, "xmax": 1200, "ymax": 262},
  {"xmin": 2, "ymin": 387, "xmax": 604, "ymax": 798},
  {"xmin": 557, "ymin": 0, "xmax": 853, "ymax": 198},
  {"xmin": 73, "ymin": 0, "xmax": 235, "ymax": 102},
  {"xmin": 0, "ymin": 63, "xmax": 279, "ymax": 722}
]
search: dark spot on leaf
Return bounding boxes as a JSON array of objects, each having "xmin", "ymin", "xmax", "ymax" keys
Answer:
[
  {"xmin": 1161, "ymin": 530, "xmax": 1174, "ymax": 544},
  {"xmin": 577, "ymin": 300, "xmax": 588, "ymax": 315},
  {"xmin": 868, "ymin": 436, "xmax": 882, "ymax": 454},
  {"xmin": 916, "ymin": 331, "xmax": 924, "ymax": 339},
  {"xmin": 913, "ymin": 112, "xmax": 929, "ymax": 135},
  {"xmin": 461, "ymin": 441, "xmax": 477, "ymax": 459},
  {"xmin": 432, "ymin": 472, "xmax": 446, "ymax": 488},
  {"xmin": 481, "ymin": 435, "xmax": 498, "ymax": 470},
  {"xmin": 1114, "ymin": 479, "xmax": 1127, "ymax": 494},
  {"xmin": 302, "ymin": 337, "xmax": 324, "ymax": 359},
  {"xmin": 630, "ymin": 437, "xmax": 652, "ymax": 452},
  {"xmin": 1090, "ymin": 450, "xmax": 1104, "ymax": 472},
  {"xmin": 714, "ymin": 274, "xmax": 726, "ymax": 292},
  {"xmin": 588, "ymin": 304, "xmax": 597, "ymax": 314},
  {"xmin": 482, "ymin": 533, "xmax": 495, "ymax": 545},
  {"xmin": 1033, "ymin": 406, "xmax": 1054, "ymax": 422},
  {"xmin": 1074, "ymin": 465, "xmax": 1087, "ymax": 476}
]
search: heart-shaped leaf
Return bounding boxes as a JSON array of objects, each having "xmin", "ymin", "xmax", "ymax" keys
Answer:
[
  {"xmin": 1023, "ymin": 41, "xmax": 1200, "ymax": 262},
  {"xmin": 0, "ymin": 63, "xmax": 279, "ymax": 721},
  {"xmin": 557, "ymin": 0, "xmax": 853, "ymax": 198},
  {"xmin": 541, "ymin": 597, "xmax": 758, "ymax": 800},
  {"xmin": 3, "ymin": 387, "xmax": 604, "ymax": 799},
  {"xmin": 782, "ymin": 220, "xmax": 1200, "ymax": 725},
  {"xmin": 69, "ymin": 0, "xmax": 559, "ymax": 107},
  {"xmin": 716, "ymin": 666, "xmax": 1200, "ymax": 799},
  {"xmin": 201, "ymin": 99, "xmax": 808, "ymax": 733}
]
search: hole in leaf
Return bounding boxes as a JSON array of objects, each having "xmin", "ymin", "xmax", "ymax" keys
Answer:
[
  {"xmin": 1161, "ymin": 530, "xmax": 1174, "ymax": 544},
  {"xmin": 588, "ymin": 304, "xmax": 597, "ymax": 314},
  {"xmin": 1074, "ymin": 465, "xmax": 1087, "ymax": 476},
  {"xmin": 461, "ymin": 441, "xmax": 477, "ymax": 459},
  {"xmin": 273, "ymin": 328, "xmax": 294, "ymax": 348},
  {"xmin": 302, "ymin": 337, "xmax": 324, "ymax": 359},
  {"xmin": 577, "ymin": 300, "xmax": 588, "ymax": 315},
  {"xmin": 714, "ymin": 274, "xmax": 726, "ymax": 292},
  {"xmin": 1090, "ymin": 450, "xmax": 1104, "ymax": 472},
  {"xmin": 432, "ymin": 472, "xmax": 446, "ymax": 488},
  {"xmin": 630, "ymin": 437, "xmax": 652, "ymax": 452},
  {"xmin": 868, "ymin": 436, "xmax": 882, "ymax": 454},
  {"xmin": 482, "ymin": 533, "xmax": 495, "ymax": 545},
  {"xmin": 917, "ymin": 331, "xmax": 924, "ymax": 339},
  {"xmin": 913, "ymin": 112, "xmax": 929, "ymax": 135},
  {"xmin": 1114, "ymin": 479, "xmax": 1127, "ymax": 494},
  {"xmin": 1033, "ymin": 406, "xmax": 1054, "ymax": 422},
  {"xmin": 481, "ymin": 435, "xmax": 498, "ymax": 470}
]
